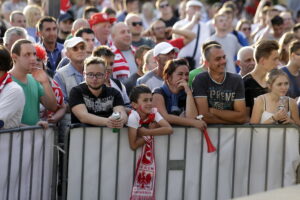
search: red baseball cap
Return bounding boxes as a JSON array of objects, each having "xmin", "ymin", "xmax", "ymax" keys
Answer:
[{"xmin": 89, "ymin": 13, "xmax": 116, "ymax": 27}]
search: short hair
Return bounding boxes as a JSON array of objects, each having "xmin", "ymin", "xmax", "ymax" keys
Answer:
[
  {"xmin": 223, "ymin": 0, "xmax": 237, "ymax": 12},
  {"xmin": 11, "ymin": 39, "xmax": 32, "ymax": 56},
  {"xmin": 150, "ymin": 19, "xmax": 165, "ymax": 32},
  {"xmin": 74, "ymin": 27, "xmax": 94, "ymax": 37},
  {"xmin": 143, "ymin": 49, "xmax": 154, "ymax": 65},
  {"xmin": 3, "ymin": 27, "xmax": 27, "ymax": 45},
  {"xmin": 135, "ymin": 45, "xmax": 151, "ymax": 61},
  {"xmin": 163, "ymin": 58, "xmax": 189, "ymax": 80},
  {"xmin": 289, "ymin": 40, "xmax": 300, "ymax": 55},
  {"xmin": 125, "ymin": 0, "xmax": 138, "ymax": 5},
  {"xmin": 266, "ymin": 68, "xmax": 288, "ymax": 87},
  {"xmin": 37, "ymin": 16, "xmax": 57, "ymax": 32},
  {"xmin": 218, "ymin": 7, "xmax": 234, "ymax": 18},
  {"xmin": 155, "ymin": 0, "xmax": 167, "ymax": 9},
  {"xmin": 84, "ymin": 56, "xmax": 106, "ymax": 71},
  {"xmin": 202, "ymin": 41, "xmax": 222, "ymax": 61},
  {"xmin": 237, "ymin": 46, "xmax": 254, "ymax": 61},
  {"xmin": 0, "ymin": 45, "xmax": 13, "ymax": 71},
  {"xmin": 271, "ymin": 15, "xmax": 284, "ymax": 26},
  {"xmin": 124, "ymin": 13, "xmax": 141, "ymax": 25},
  {"xmin": 103, "ymin": 7, "xmax": 117, "ymax": 16},
  {"xmin": 83, "ymin": 6, "xmax": 99, "ymax": 19},
  {"xmin": 254, "ymin": 40, "xmax": 279, "ymax": 63},
  {"xmin": 293, "ymin": 23, "xmax": 300, "ymax": 32},
  {"xmin": 92, "ymin": 45, "xmax": 115, "ymax": 58},
  {"xmin": 129, "ymin": 85, "xmax": 152, "ymax": 103},
  {"xmin": 9, "ymin": 11, "xmax": 24, "ymax": 23}
]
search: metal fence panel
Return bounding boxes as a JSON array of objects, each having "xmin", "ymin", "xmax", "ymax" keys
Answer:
[
  {"xmin": 0, "ymin": 126, "xmax": 57, "ymax": 200},
  {"xmin": 66, "ymin": 125, "xmax": 300, "ymax": 200}
]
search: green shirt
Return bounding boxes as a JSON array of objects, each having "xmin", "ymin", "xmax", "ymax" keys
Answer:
[
  {"xmin": 12, "ymin": 74, "xmax": 44, "ymax": 125},
  {"xmin": 189, "ymin": 67, "xmax": 205, "ymax": 87}
]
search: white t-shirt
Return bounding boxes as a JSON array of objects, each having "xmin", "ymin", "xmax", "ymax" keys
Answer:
[
  {"xmin": 127, "ymin": 108, "xmax": 163, "ymax": 129},
  {"xmin": 0, "ymin": 82, "xmax": 25, "ymax": 129},
  {"xmin": 173, "ymin": 19, "xmax": 211, "ymax": 69}
]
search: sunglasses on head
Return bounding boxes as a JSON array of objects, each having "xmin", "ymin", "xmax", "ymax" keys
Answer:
[
  {"xmin": 132, "ymin": 21, "xmax": 143, "ymax": 27},
  {"xmin": 159, "ymin": 3, "xmax": 169, "ymax": 8}
]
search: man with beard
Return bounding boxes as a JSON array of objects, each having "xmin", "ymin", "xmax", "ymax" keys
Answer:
[
  {"xmin": 69, "ymin": 56, "xmax": 127, "ymax": 127},
  {"xmin": 192, "ymin": 43, "xmax": 247, "ymax": 124},
  {"xmin": 57, "ymin": 11, "xmax": 74, "ymax": 44},
  {"xmin": 9, "ymin": 39, "xmax": 57, "ymax": 125},
  {"xmin": 37, "ymin": 16, "xmax": 64, "ymax": 77}
]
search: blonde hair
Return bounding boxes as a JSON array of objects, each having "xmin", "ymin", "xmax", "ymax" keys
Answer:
[
  {"xmin": 266, "ymin": 69, "xmax": 288, "ymax": 88},
  {"xmin": 23, "ymin": 5, "xmax": 43, "ymax": 28}
]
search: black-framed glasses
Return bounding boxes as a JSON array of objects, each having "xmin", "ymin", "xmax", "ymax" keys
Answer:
[
  {"xmin": 159, "ymin": 3, "xmax": 169, "ymax": 8},
  {"xmin": 132, "ymin": 21, "xmax": 143, "ymax": 27},
  {"xmin": 85, "ymin": 72, "xmax": 105, "ymax": 79}
]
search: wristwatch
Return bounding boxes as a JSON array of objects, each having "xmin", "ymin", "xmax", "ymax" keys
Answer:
[{"xmin": 196, "ymin": 115, "xmax": 204, "ymax": 120}]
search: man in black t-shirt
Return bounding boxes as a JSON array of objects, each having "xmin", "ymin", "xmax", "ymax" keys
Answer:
[
  {"xmin": 243, "ymin": 40, "xmax": 279, "ymax": 117},
  {"xmin": 192, "ymin": 43, "xmax": 247, "ymax": 124},
  {"xmin": 69, "ymin": 57, "xmax": 127, "ymax": 127}
]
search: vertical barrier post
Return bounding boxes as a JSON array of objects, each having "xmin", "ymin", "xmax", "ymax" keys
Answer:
[{"xmin": 231, "ymin": 127, "xmax": 238, "ymax": 198}]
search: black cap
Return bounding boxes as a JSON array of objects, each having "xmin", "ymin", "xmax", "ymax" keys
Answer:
[{"xmin": 58, "ymin": 11, "xmax": 74, "ymax": 23}]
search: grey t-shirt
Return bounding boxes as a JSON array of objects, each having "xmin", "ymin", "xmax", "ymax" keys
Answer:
[
  {"xmin": 192, "ymin": 72, "xmax": 245, "ymax": 110},
  {"xmin": 136, "ymin": 70, "xmax": 163, "ymax": 91},
  {"xmin": 121, "ymin": 50, "xmax": 138, "ymax": 75}
]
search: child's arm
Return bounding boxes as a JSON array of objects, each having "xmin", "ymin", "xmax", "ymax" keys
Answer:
[
  {"xmin": 138, "ymin": 119, "xmax": 173, "ymax": 136},
  {"xmin": 128, "ymin": 127, "xmax": 146, "ymax": 150}
]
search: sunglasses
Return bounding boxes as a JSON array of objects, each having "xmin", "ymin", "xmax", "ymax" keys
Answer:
[
  {"xmin": 159, "ymin": 3, "xmax": 169, "ymax": 8},
  {"xmin": 242, "ymin": 27, "xmax": 251, "ymax": 31},
  {"xmin": 132, "ymin": 21, "xmax": 143, "ymax": 27},
  {"xmin": 71, "ymin": 44, "xmax": 86, "ymax": 52}
]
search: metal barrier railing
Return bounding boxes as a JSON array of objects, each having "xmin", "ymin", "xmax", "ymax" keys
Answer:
[
  {"xmin": 63, "ymin": 125, "xmax": 300, "ymax": 200},
  {"xmin": 0, "ymin": 126, "xmax": 58, "ymax": 200}
]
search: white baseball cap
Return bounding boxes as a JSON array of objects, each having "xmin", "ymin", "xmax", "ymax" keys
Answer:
[
  {"xmin": 153, "ymin": 42, "xmax": 179, "ymax": 57},
  {"xmin": 186, "ymin": 0, "xmax": 203, "ymax": 8},
  {"xmin": 64, "ymin": 37, "xmax": 86, "ymax": 49}
]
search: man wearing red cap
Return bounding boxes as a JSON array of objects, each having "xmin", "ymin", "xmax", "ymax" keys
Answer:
[{"xmin": 89, "ymin": 12, "xmax": 116, "ymax": 47}]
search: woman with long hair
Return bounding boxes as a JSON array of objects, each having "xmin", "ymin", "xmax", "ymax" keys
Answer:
[
  {"xmin": 250, "ymin": 69, "xmax": 300, "ymax": 125},
  {"xmin": 152, "ymin": 58, "xmax": 207, "ymax": 130}
]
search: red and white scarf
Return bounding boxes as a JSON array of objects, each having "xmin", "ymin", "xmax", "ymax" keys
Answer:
[
  {"xmin": 130, "ymin": 112, "xmax": 156, "ymax": 200},
  {"xmin": 0, "ymin": 72, "xmax": 12, "ymax": 94}
]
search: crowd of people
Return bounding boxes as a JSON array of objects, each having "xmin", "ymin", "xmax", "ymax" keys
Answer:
[
  {"xmin": 0, "ymin": 0, "xmax": 300, "ymax": 135},
  {"xmin": 2, "ymin": 0, "xmax": 300, "ymax": 198}
]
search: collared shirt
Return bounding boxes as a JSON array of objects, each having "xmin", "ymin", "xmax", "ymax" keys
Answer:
[
  {"xmin": 53, "ymin": 62, "xmax": 84, "ymax": 103},
  {"xmin": 42, "ymin": 42, "xmax": 64, "ymax": 76}
]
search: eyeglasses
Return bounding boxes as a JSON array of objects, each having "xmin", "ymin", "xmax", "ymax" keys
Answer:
[
  {"xmin": 159, "ymin": 3, "xmax": 169, "ymax": 8},
  {"xmin": 132, "ymin": 21, "xmax": 143, "ymax": 27},
  {"xmin": 85, "ymin": 72, "xmax": 105, "ymax": 79},
  {"xmin": 71, "ymin": 44, "xmax": 86, "ymax": 52},
  {"xmin": 242, "ymin": 27, "xmax": 251, "ymax": 31}
]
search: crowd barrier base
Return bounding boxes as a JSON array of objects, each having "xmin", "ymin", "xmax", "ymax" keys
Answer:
[
  {"xmin": 64, "ymin": 125, "xmax": 300, "ymax": 200},
  {"xmin": 0, "ymin": 126, "xmax": 57, "ymax": 200}
]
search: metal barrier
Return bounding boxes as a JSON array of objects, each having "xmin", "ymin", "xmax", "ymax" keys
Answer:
[
  {"xmin": 0, "ymin": 126, "xmax": 58, "ymax": 200},
  {"xmin": 63, "ymin": 125, "xmax": 300, "ymax": 200}
]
